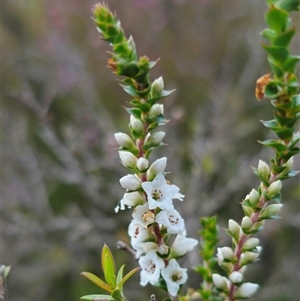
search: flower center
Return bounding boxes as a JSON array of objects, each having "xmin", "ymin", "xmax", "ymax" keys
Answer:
[
  {"xmin": 152, "ymin": 188, "xmax": 163, "ymax": 201},
  {"xmin": 171, "ymin": 273, "xmax": 182, "ymax": 282}
]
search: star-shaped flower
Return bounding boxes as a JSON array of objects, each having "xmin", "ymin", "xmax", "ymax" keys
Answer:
[
  {"xmin": 155, "ymin": 209, "xmax": 185, "ymax": 234},
  {"xmin": 139, "ymin": 250, "xmax": 165, "ymax": 286},
  {"xmin": 171, "ymin": 231, "xmax": 198, "ymax": 257},
  {"xmin": 142, "ymin": 173, "xmax": 184, "ymax": 211},
  {"xmin": 132, "ymin": 203, "xmax": 155, "ymax": 228},
  {"xmin": 161, "ymin": 259, "xmax": 187, "ymax": 296}
]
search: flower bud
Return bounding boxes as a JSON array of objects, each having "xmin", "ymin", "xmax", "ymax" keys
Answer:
[
  {"xmin": 229, "ymin": 271, "xmax": 243, "ymax": 284},
  {"xmin": 234, "ymin": 282, "xmax": 259, "ymax": 299},
  {"xmin": 114, "ymin": 132, "xmax": 136, "ymax": 149},
  {"xmin": 119, "ymin": 151, "xmax": 137, "ymax": 169},
  {"xmin": 123, "ymin": 191, "xmax": 144, "ymax": 206},
  {"xmin": 145, "ymin": 131, "xmax": 165, "ymax": 146},
  {"xmin": 219, "ymin": 247, "xmax": 235, "ymax": 262},
  {"xmin": 119, "ymin": 174, "xmax": 141, "ymax": 190},
  {"xmin": 259, "ymin": 203, "xmax": 283, "ymax": 220},
  {"xmin": 248, "ymin": 189, "xmax": 260, "ymax": 207},
  {"xmin": 239, "ymin": 251, "xmax": 259, "ymax": 266},
  {"xmin": 258, "ymin": 160, "xmax": 270, "ymax": 179},
  {"xmin": 130, "ymin": 115, "xmax": 144, "ymax": 134},
  {"xmin": 242, "ymin": 204, "xmax": 254, "ymax": 217},
  {"xmin": 242, "ymin": 238, "xmax": 259, "ymax": 251},
  {"xmin": 147, "ymin": 157, "xmax": 167, "ymax": 180},
  {"xmin": 228, "ymin": 219, "xmax": 240, "ymax": 240},
  {"xmin": 267, "ymin": 180, "xmax": 282, "ymax": 197},
  {"xmin": 137, "ymin": 157, "xmax": 149, "ymax": 171},
  {"xmin": 149, "ymin": 104, "xmax": 164, "ymax": 119},
  {"xmin": 150, "ymin": 76, "xmax": 164, "ymax": 98},
  {"xmin": 241, "ymin": 216, "xmax": 252, "ymax": 232},
  {"xmin": 212, "ymin": 274, "xmax": 229, "ymax": 292}
]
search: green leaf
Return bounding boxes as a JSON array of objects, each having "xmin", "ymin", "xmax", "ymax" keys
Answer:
[
  {"xmin": 101, "ymin": 244, "xmax": 117, "ymax": 289},
  {"xmin": 116, "ymin": 265, "xmax": 125, "ymax": 287},
  {"xmin": 261, "ymin": 119, "xmax": 278, "ymax": 129},
  {"xmin": 262, "ymin": 45, "xmax": 289, "ymax": 64},
  {"xmin": 273, "ymin": 27, "xmax": 295, "ymax": 47},
  {"xmin": 268, "ymin": 57, "xmax": 284, "ymax": 77},
  {"xmin": 259, "ymin": 139, "xmax": 287, "ymax": 152},
  {"xmin": 265, "ymin": 5, "xmax": 289, "ymax": 33},
  {"xmin": 81, "ymin": 272, "xmax": 112, "ymax": 293},
  {"xmin": 80, "ymin": 294, "xmax": 115, "ymax": 301},
  {"xmin": 111, "ymin": 288, "xmax": 123, "ymax": 301},
  {"xmin": 125, "ymin": 107, "xmax": 142, "ymax": 119},
  {"xmin": 147, "ymin": 89, "xmax": 176, "ymax": 106},
  {"xmin": 130, "ymin": 99, "xmax": 151, "ymax": 112},
  {"xmin": 261, "ymin": 28, "xmax": 277, "ymax": 42},
  {"xmin": 264, "ymin": 82, "xmax": 281, "ymax": 98},
  {"xmin": 267, "ymin": 0, "xmax": 300, "ymax": 12},
  {"xmin": 118, "ymin": 267, "xmax": 140, "ymax": 288},
  {"xmin": 120, "ymin": 85, "xmax": 140, "ymax": 97},
  {"xmin": 283, "ymin": 55, "xmax": 300, "ymax": 73}
]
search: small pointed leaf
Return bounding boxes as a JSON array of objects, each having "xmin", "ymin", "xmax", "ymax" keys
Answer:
[
  {"xmin": 101, "ymin": 244, "xmax": 117, "ymax": 289},
  {"xmin": 81, "ymin": 272, "xmax": 112, "ymax": 292}
]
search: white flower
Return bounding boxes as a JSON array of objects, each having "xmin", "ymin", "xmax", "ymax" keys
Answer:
[
  {"xmin": 139, "ymin": 250, "xmax": 165, "ymax": 286},
  {"xmin": 234, "ymin": 282, "xmax": 259, "ymax": 298},
  {"xmin": 142, "ymin": 173, "xmax": 184, "ymax": 211},
  {"xmin": 155, "ymin": 209, "xmax": 185, "ymax": 234},
  {"xmin": 120, "ymin": 174, "xmax": 141, "ymax": 190},
  {"xmin": 128, "ymin": 222, "xmax": 153, "ymax": 257},
  {"xmin": 171, "ymin": 231, "xmax": 198, "ymax": 257},
  {"xmin": 132, "ymin": 203, "xmax": 155, "ymax": 228},
  {"xmin": 161, "ymin": 259, "xmax": 187, "ymax": 296}
]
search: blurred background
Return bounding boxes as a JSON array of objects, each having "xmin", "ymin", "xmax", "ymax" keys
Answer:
[{"xmin": 2, "ymin": 0, "xmax": 299, "ymax": 300}]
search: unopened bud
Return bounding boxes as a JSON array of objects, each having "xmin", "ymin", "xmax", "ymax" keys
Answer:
[
  {"xmin": 151, "ymin": 76, "xmax": 164, "ymax": 98},
  {"xmin": 212, "ymin": 274, "xmax": 229, "ymax": 292},
  {"xmin": 145, "ymin": 131, "xmax": 165, "ymax": 145},
  {"xmin": 219, "ymin": 247, "xmax": 235, "ymax": 261},
  {"xmin": 259, "ymin": 203, "xmax": 283, "ymax": 220},
  {"xmin": 228, "ymin": 219, "xmax": 240, "ymax": 240},
  {"xmin": 267, "ymin": 180, "xmax": 282, "ymax": 197},
  {"xmin": 130, "ymin": 115, "xmax": 144, "ymax": 134},
  {"xmin": 234, "ymin": 282, "xmax": 259, "ymax": 299},
  {"xmin": 119, "ymin": 174, "xmax": 141, "ymax": 190},
  {"xmin": 258, "ymin": 160, "xmax": 270, "ymax": 179},
  {"xmin": 149, "ymin": 104, "xmax": 164, "ymax": 119},
  {"xmin": 242, "ymin": 238, "xmax": 259, "ymax": 251},
  {"xmin": 122, "ymin": 191, "xmax": 144, "ymax": 206},
  {"xmin": 137, "ymin": 157, "xmax": 149, "ymax": 171},
  {"xmin": 239, "ymin": 251, "xmax": 260, "ymax": 266},
  {"xmin": 119, "ymin": 151, "xmax": 137, "ymax": 169},
  {"xmin": 229, "ymin": 271, "xmax": 243, "ymax": 284},
  {"xmin": 147, "ymin": 157, "xmax": 167, "ymax": 180},
  {"xmin": 241, "ymin": 216, "xmax": 252, "ymax": 232},
  {"xmin": 115, "ymin": 132, "xmax": 136, "ymax": 149},
  {"xmin": 248, "ymin": 189, "xmax": 260, "ymax": 207}
]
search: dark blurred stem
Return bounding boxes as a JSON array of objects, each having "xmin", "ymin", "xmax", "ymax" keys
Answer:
[{"xmin": 117, "ymin": 241, "xmax": 137, "ymax": 258}]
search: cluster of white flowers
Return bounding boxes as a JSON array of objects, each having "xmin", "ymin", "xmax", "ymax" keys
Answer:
[{"xmin": 116, "ymin": 155, "xmax": 198, "ymax": 297}]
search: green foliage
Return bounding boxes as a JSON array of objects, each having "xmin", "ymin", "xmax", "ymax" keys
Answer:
[
  {"xmin": 193, "ymin": 216, "xmax": 221, "ymax": 301},
  {"xmin": 81, "ymin": 244, "xmax": 139, "ymax": 301}
]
